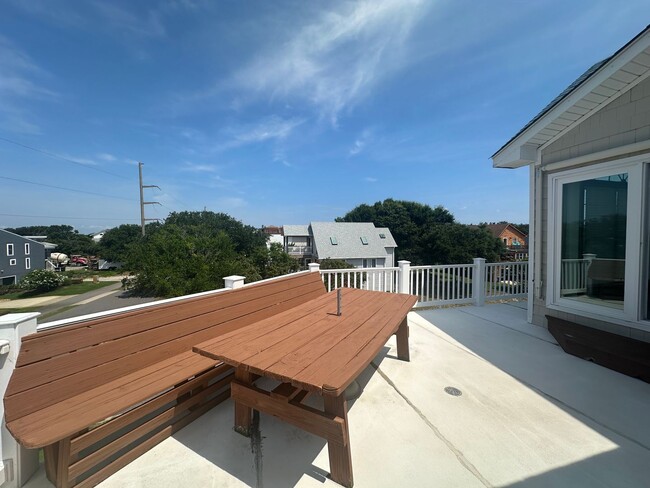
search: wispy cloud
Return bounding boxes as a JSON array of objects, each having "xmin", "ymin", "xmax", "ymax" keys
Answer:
[
  {"xmin": 216, "ymin": 116, "xmax": 305, "ymax": 150},
  {"xmin": 97, "ymin": 153, "xmax": 117, "ymax": 162},
  {"xmin": 349, "ymin": 129, "xmax": 373, "ymax": 156},
  {"xmin": 181, "ymin": 161, "xmax": 218, "ymax": 173},
  {"xmin": 0, "ymin": 35, "xmax": 57, "ymax": 134},
  {"xmin": 229, "ymin": 0, "xmax": 427, "ymax": 124},
  {"xmin": 363, "ymin": 176, "xmax": 378, "ymax": 183}
]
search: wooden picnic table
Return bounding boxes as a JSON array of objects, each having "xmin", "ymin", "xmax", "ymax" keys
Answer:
[{"xmin": 193, "ymin": 287, "xmax": 417, "ymax": 487}]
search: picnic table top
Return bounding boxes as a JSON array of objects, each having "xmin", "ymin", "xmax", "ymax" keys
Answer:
[{"xmin": 193, "ymin": 288, "xmax": 417, "ymax": 397}]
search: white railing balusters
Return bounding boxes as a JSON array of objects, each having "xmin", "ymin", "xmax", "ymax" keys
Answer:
[{"xmin": 320, "ymin": 261, "xmax": 528, "ymax": 308}]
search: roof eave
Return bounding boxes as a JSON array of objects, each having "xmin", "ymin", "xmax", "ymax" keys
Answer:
[{"xmin": 492, "ymin": 25, "xmax": 650, "ymax": 169}]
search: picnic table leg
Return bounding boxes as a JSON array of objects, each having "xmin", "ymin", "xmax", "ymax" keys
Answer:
[
  {"xmin": 323, "ymin": 393, "xmax": 353, "ymax": 488},
  {"xmin": 234, "ymin": 367, "xmax": 253, "ymax": 436},
  {"xmin": 396, "ymin": 317, "xmax": 410, "ymax": 362}
]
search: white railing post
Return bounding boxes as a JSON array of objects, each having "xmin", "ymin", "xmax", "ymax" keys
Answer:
[
  {"xmin": 398, "ymin": 260, "xmax": 411, "ymax": 294},
  {"xmin": 223, "ymin": 275, "xmax": 245, "ymax": 289},
  {"xmin": 473, "ymin": 258, "xmax": 486, "ymax": 306},
  {"xmin": 308, "ymin": 263, "xmax": 320, "ymax": 273},
  {"xmin": 0, "ymin": 313, "xmax": 40, "ymax": 488}
]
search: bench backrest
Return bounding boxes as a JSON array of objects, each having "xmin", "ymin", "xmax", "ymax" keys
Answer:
[{"xmin": 5, "ymin": 271, "xmax": 326, "ymax": 423}]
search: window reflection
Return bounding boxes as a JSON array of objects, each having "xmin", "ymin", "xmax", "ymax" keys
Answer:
[{"xmin": 560, "ymin": 174, "xmax": 627, "ymax": 310}]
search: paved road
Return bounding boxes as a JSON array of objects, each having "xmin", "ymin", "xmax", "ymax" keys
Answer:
[{"xmin": 39, "ymin": 283, "xmax": 158, "ymax": 323}]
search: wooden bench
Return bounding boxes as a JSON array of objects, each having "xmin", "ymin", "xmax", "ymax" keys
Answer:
[{"xmin": 4, "ymin": 271, "xmax": 326, "ymax": 488}]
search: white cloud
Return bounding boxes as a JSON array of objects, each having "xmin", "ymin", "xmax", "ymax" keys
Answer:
[
  {"xmin": 97, "ymin": 153, "xmax": 117, "ymax": 162},
  {"xmin": 349, "ymin": 129, "xmax": 373, "ymax": 156},
  {"xmin": 364, "ymin": 176, "xmax": 378, "ymax": 183},
  {"xmin": 181, "ymin": 161, "xmax": 218, "ymax": 173},
  {"xmin": 230, "ymin": 0, "xmax": 427, "ymax": 124},
  {"xmin": 0, "ymin": 35, "xmax": 57, "ymax": 134},
  {"xmin": 217, "ymin": 116, "xmax": 305, "ymax": 150}
]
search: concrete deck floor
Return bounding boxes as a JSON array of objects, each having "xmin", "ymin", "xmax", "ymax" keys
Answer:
[{"xmin": 25, "ymin": 302, "xmax": 650, "ymax": 488}]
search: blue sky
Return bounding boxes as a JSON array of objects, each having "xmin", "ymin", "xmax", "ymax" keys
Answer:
[{"xmin": 1, "ymin": 1, "xmax": 648, "ymax": 233}]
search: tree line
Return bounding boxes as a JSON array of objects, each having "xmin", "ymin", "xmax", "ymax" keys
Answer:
[{"xmin": 6, "ymin": 199, "xmax": 513, "ymax": 298}]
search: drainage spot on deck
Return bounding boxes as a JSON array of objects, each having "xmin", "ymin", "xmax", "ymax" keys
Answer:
[{"xmin": 444, "ymin": 386, "xmax": 462, "ymax": 397}]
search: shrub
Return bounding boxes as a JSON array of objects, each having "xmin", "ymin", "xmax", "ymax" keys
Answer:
[{"xmin": 20, "ymin": 270, "xmax": 67, "ymax": 292}]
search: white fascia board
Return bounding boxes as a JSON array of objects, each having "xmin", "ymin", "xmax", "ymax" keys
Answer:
[
  {"xmin": 493, "ymin": 143, "xmax": 537, "ymax": 168},
  {"xmin": 493, "ymin": 29, "xmax": 650, "ymax": 168}
]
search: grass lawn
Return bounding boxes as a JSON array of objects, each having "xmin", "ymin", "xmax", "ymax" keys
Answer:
[
  {"xmin": 0, "ymin": 308, "xmax": 40, "ymax": 317},
  {"xmin": 0, "ymin": 281, "xmax": 116, "ymax": 300}
]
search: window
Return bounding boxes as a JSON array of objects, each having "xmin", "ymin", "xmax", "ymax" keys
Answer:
[
  {"xmin": 25, "ymin": 257, "xmax": 31, "ymax": 270},
  {"xmin": 9, "ymin": 259, "xmax": 16, "ymax": 266},
  {"xmin": 6, "ymin": 243, "xmax": 14, "ymax": 256},
  {"xmin": 25, "ymin": 243, "xmax": 30, "ymax": 255},
  {"xmin": 549, "ymin": 157, "xmax": 647, "ymax": 324},
  {"xmin": 362, "ymin": 258, "xmax": 376, "ymax": 268},
  {"xmin": 330, "ymin": 237, "xmax": 338, "ymax": 245},
  {"xmin": 360, "ymin": 236, "xmax": 368, "ymax": 245},
  {"xmin": 503, "ymin": 238, "xmax": 508, "ymax": 245}
]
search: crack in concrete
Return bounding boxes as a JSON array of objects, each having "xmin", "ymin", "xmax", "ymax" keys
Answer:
[{"xmin": 370, "ymin": 361, "xmax": 492, "ymax": 487}]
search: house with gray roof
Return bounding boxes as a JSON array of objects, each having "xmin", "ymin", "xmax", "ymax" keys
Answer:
[
  {"xmin": 283, "ymin": 222, "xmax": 397, "ymax": 268},
  {"xmin": 0, "ymin": 229, "xmax": 46, "ymax": 285}
]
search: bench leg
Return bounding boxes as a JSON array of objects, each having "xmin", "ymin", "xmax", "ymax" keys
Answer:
[
  {"xmin": 56, "ymin": 437, "xmax": 71, "ymax": 488},
  {"xmin": 396, "ymin": 318, "xmax": 410, "ymax": 362},
  {"xmin": 323, "ymin": 394, "xmax": 353, "ymax": 488},
  {"xmin": 234, "ymin": 367, "xmax": 253, "ymax": 436}
]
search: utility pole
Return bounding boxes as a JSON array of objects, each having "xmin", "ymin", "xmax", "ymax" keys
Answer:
[{"xmin": 138, "ymin": 162, "xmax": 161, "ymax": 236}]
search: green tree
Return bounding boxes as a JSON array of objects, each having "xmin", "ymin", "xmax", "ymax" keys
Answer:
[
  {"xmin": 165, "ymin": 211, "xmax": 266, "ymax": 256},
  {"xmin": 337, "ymin": 199, "xmax": 504, "ymax": 265},
  {"xmin": 252, "ymin": 243, "xmax": 300, "ymax": 279},
  {"xmin": 126, "ymin": 224, "xmax": 261, "ymax": 298},
  {"xmin": 98, "ymin": 224, "xmax": 143, "ymax": 262},
  {"xmin": 123, "ymin": 211, "xmax": 293, "ymax": 298}
]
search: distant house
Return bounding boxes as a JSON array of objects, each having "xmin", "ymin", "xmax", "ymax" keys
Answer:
[
  {"xmin": 483, "ymin": 223, "xmax": 528, "ymax": 260},
  {"xmin": 283, "ymin": 222, "xmax": 397, "ymax": 268},
  {"xmin": 0, "ymin": 229, "xmax": 46, "ymax": 285},
  {"xmin": 492, "ymin": 26, "xmax": 650, "ymax": 379},
  {"xmin": 261, "ymin": 225, "xmax": 284, "ymax": 248},
  {"xmin": 90, "ymin": 230, "xmax": 109, "ymax": 243}
]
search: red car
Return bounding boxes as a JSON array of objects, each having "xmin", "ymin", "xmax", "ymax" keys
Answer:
[{"xmin": 70, "ymin": 255, "xmax": 89, "ymax": 266}]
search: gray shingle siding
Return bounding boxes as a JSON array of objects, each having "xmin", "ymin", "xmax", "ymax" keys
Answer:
[{"xmin": 0, "ymin": 229, "xmax": 46, "ymax": 285}]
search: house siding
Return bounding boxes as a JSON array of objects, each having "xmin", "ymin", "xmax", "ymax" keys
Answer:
[
  {"xmin": 541, "ymin": 75, "xmax": 650, "ymax": 166},
  {"xmin": 0, "ymin": 230, "xmax": 46, "ymax": 284},
  {"xmin": 532, "ymin": 76, "xmax": 650, "ymax": 342}
]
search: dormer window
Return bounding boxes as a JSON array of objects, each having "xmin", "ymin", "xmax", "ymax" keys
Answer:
[
  {"xmin": 360, "ymin": 236, "xmax": 368, "ymax": 245},
  {"xmin": 330, "ymin": 237, "xmax": 338, "ymax": 245}
]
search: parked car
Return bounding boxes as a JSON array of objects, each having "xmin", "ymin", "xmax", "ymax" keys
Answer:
[{"xmin": 70, "ymin": 255, "xmax": 89, "ymax": 266}]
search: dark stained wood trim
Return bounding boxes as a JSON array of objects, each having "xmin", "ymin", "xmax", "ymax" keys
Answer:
[{"xmin": 546, "ymin": 315, "xmax": 650, "ymax": 382}]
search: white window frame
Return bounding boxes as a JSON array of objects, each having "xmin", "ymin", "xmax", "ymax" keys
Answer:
[
  {"xmin": 25, "ymin": 243, "xmax": 30, "ymax": 255},
  {"xmin": 6, "ymin": 243, "xmax": 14, "ymax": 256},
  {"xmin": 9, "ymin": 259, "xmax": 16, "ymax": 266},
  {"xmin": 546, "ymin": 155, "xmax": 647, "ymax": 329},
  {"xmin": 25, "ymin": 257, "xmax": 31, "ymax": 270}
]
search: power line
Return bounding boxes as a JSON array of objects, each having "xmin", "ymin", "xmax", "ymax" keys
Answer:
[
  {"xmin": 0, "ymin": 135, "xmax": 130, "ymax": 180},
  {"xmin": 0, "ymin": 213, "xmax": 138, "ymax": 222},
  {"xmin": 0, "ymin": 175, "xmax": 138, "ymax": 202}
]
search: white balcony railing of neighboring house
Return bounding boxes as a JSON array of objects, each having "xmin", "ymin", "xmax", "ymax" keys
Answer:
[
  {"xmin": 318, "ymin": 258, "xmax": 529, "ymax": 308},
  {"xmin": 286, "ymin": 246, "xmax": 312, "ymax": 255}
]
